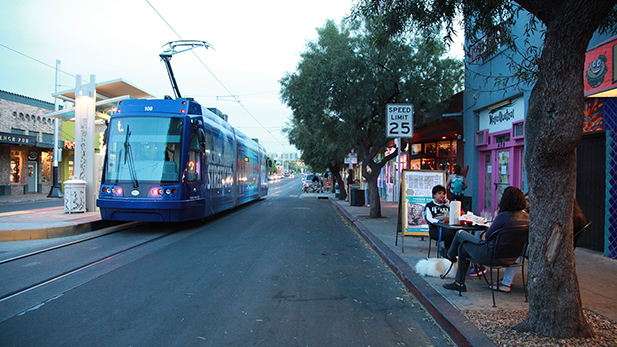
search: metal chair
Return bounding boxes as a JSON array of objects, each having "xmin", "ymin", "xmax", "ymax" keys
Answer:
[
  {"xmin": 460, "ymin": 224, "xmax": 530, "ymax": 307},
  {"xmin": 427, "ymin": 224, "xmax": 443, "ymax": 258}
]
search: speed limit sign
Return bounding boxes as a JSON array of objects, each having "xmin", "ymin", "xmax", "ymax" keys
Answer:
[{"xmin": 386, "ymin": 104, "xmax": 414, "ymax": 138}]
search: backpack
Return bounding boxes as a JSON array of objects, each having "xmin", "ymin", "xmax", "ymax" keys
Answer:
[{"xmin": 451, "ymin": 175, "xmax": 464, "ymax": 196}]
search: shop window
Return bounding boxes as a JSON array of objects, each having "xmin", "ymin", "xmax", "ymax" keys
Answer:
[
  {"xmin": 10, "ymin": 151, "xmax": 21, "ymax": 184},
  {"xmin": 410, "ymin": 144, "xmax": 422, "ymax": 155},
  {"xmin": 424, "ymin": 142, "xmax": 436, "ymax": 155},
  {"xmin": 422, "ymin": 159, "xmax": 436, "ymax": 170},
  {"xmin": 451, "ymin": 140, "xmax": 458, "ymax": 156},
  {"xmin": 410, "ymin": 159, "xmax": 421, "ymax": 170},
  {"xmin": 513, "ymin": 121, "xmax": 525, "ymax": 140},
  {"xmin": 438, "ymin": 140, "xmax": 451, "ymax": 157},
  {"xmin": 41, "ymin": 151, "xmax": 52, "ymax": 183}
]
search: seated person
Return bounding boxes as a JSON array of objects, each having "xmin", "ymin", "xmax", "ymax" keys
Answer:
[
  {"xmin": 492, "ymin": 193, "xmax": 586, "ymax": 292},
  {"xmin": 440, "ymin": 186, "xmax": 529, "ymax": 292},
  {"xmin": 423, "ymin": 185, "xmax": 453, "ymax": 249}
]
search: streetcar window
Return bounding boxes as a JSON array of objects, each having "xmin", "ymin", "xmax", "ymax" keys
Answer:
[
  {"xmin": 105, "ymin": 117, "xmax": 184, "ymax": 183},
  {"xmin": 187, "ymin": 132, "xmax": 202, "ymax": 182}
]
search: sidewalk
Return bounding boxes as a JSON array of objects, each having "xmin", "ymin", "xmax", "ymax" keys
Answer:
[
  {"xmin": 0, "ymin": 193, "xmax": 103, "ymax": 241},
  {"xmin": 330, "ymin": 197, "xmax": 617, "ymax": 345},
  {"xmin": 1, "ymin": 193, "xmax": 615, "ymax": 346}
]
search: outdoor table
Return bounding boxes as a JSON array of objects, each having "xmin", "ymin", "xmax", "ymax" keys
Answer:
[{"xmin": 432, "ymin": 222, "xmax": 489, "ymax": 257}]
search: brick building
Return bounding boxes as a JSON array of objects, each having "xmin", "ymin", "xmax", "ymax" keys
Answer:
[{"xmin": 0, "ymin": 90, "xmax": 61, "ymax": 196}]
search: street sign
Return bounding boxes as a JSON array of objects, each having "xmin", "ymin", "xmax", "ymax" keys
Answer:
[
  {"xmin": 386, "ymin": 104, "xmax": 414, "ymax": 138},
  {"xmin": 344, "ymin": 152, "xmax": 358, "ymax": 164}
]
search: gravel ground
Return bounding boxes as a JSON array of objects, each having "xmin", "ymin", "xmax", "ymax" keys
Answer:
[{"xmin": 462, "ymin": 309, "xmax": 617, "ymax": 346}]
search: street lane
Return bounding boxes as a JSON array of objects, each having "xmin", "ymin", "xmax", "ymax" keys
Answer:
[{"xmin": 0, "ymin": 178, "xmax": 452, "ymax": 346}]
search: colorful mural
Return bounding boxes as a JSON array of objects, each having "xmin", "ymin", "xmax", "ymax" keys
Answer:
[{"xmin": 584, "ymin": 99, "xmax": 604, "ymax": 132}]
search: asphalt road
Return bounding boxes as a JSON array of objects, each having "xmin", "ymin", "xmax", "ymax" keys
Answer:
[{"xmin": 0, "ymin": 177, "xmax": 453, "ymax": 346}]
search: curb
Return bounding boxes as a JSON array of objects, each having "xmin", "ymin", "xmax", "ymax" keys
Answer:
[
  {"xmin": 0, "ymin": 220, "xmax": 122, "ymax": 242},
  {"xmin": 330, "ymin": 198, "xmax": 496, "ymax": 347}
]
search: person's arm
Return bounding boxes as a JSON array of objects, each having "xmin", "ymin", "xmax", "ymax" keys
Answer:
[
  {"xmin": 446, "ymin": 176, "xmax": 452, "ymax": 190},
  {"xmin": 425, "ymin": 205, "xmax": 442, "ymax": 224},
  {"xmin": 463, "ymin": 176, "xmax": 468, "ymax": 189},
  {"xmin": 484, "ymin": 212, "xmax": 508, "ymax": 239}
]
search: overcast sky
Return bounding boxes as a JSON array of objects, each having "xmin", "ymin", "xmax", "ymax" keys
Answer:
[{"xmin": 1, "ymin": 0, "xmax": 462, "ymax": 154}]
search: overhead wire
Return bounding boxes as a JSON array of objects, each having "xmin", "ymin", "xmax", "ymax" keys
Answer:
[
  {"xmin": 144, "ymin": 0, "xmax": 288, "ymax": 150},
  {"xmin": 0, "ymin": 43, "xmax": 76, "ymax": 81}
]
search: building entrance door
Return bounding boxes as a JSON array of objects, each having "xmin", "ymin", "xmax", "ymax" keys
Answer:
[{"xmin": 27, "ymin": 161, "xmax": 37, "ymax": 193}]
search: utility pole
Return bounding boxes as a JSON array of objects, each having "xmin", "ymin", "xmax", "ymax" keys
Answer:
[{"xmin": 47, "ymin": 59, "xmax": 63, "ymax": 198}]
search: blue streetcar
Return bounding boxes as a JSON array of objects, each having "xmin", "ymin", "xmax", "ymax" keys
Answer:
[{"xmin": 96, "ymin": 98, "xmax": 269, "ymax": 222}]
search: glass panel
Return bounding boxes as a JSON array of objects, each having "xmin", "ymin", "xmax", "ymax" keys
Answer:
[
  {"xmin": 10, "ymin": 151, "xmax": 21, "ymax": 183},
  {"xmin": 514, "ymin": 122, "xmax": 524, "ymax": 137},
  {"xmin": 437, "ymin": 158, "xmax": 451, "ymax": 172},
  {"xmin": 424, "ymin": 142, "xmax": 436, "ymax": 155},
  {"xmin": 438, "ymin": 140, "xmax": 451, "ymax": 157},
  {"xmin": 497, "ymin": 150, "xmax": 510, "ymax": 205},
  {"xmin": 520, "ymin": 148, "xmax": 525, "ymax": 190},
  {"xmin": 410, "ymin": 159, "xmax": 421, "ymax": 170},
  {"xmin": 41, "ymin": 151, "xmax": 52, "ymax": 183},
  {"xmin": 410, "ymin": 144, "xmax": 422, "ymax": 155},
  {"xmin": 422, "ymin": 159, "xmax": 436, "ymax": 170},
  {"xmin": 477, "ymin": 131, "xmax": 484, "ymax": 145},
  {"xmin": 105, "ymin": 117, "xmax": 184, "ymax": 183},
  {"xmin": 484, "ymin": 152, "xmax": 492, "ymax": 210},
  {"xmin": 451, "ymin": 141, "xmax": 458, "ymax": 156}
]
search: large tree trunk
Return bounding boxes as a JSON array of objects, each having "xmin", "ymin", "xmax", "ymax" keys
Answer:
[{"xmin": 514, "ymin": 0, "xmax": 614, "ymax": 338}]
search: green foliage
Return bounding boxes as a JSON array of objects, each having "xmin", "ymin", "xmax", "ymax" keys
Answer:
[{"xmin": 280, "ymin": 19, "xmax": 463, "ymax": 171}]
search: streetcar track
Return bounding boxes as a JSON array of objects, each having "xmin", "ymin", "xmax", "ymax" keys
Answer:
[
  {"xmin": 0, "ymin": 222, "xmax": 144, "ymax": 265},
  {"xmin": 0, "ymin": 225, "xmax": 184, "ymax": 303}
]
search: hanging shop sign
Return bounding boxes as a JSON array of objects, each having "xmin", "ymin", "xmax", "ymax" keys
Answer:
[{"xmin": 584, "ymin": 36, "xmax": 617, "ymax": 97}]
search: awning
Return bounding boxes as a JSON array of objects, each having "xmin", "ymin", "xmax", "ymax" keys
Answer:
[{"xmin": 45, "ymin": 78, "xmax": 154, "ymax": 121}]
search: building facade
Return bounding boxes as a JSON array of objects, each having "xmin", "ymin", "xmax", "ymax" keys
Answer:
[
  {"xmin": 0, "ymin": 90, "xmax": 61, "ymax": 196},
  {"xmin": 462, "ymin": 11, "xmax": 616, "ymax": 257}
]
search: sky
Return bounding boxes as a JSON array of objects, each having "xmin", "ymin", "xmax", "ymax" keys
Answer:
[{"xmin": 1, "ymin": 0, "xmax": 463, "ymax": 154}]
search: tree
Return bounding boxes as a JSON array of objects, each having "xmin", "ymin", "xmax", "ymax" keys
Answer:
[
  {"xmin": 355, "ymin": 0, "xmax": 617, "ymax": 338},
  {"xmin": 284, "ymin": 116, "xmax": 351, "ymax": 199},
  {"xmin": 280, "ymin": 19, "xmax": 463, "ymax": 217}
]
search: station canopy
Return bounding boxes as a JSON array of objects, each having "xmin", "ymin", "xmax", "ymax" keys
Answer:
[{"xmin": 45, "ymin": 78, "xmax": 154, "ymax": 121}]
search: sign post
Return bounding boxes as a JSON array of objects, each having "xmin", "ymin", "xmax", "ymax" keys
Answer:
[{"xmin": 386, "ymin": 104, "xmax": 414, "ymax": 247}]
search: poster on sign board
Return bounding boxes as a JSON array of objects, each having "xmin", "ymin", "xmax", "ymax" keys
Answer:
[{"xmin": 402, "ymin": 169, "xmax": 446, "ymax": 237}]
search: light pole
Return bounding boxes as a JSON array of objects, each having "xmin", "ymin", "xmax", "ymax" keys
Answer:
[{"xmin": 47, "ymin": 59, "xmax": 63, "ymax": 198}]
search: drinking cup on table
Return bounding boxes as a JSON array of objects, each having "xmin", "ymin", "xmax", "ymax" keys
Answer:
[{"xmin": 444, "ymin": 216, "xmax": 450, "ymax": 224}]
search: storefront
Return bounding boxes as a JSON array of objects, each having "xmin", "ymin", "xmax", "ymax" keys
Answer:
[
  {"xmin": 583, "ymin": 35, "xmax": 617, "ymax": 257},
  {"xmin": 474, "ymin": 96, "xmax": 526, "ymax": 214},
  {"xmin": 0, "ymin": 132, "xmax": 53, "ymax": 195}
]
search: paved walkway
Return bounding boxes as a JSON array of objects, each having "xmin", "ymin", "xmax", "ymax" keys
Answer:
[{"xmin": 1, "ymin": 193, "xmax": 616, "ymax": 346}]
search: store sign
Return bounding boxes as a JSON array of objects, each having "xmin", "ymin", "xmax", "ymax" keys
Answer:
[
  {"xmin": 584, "ymin": 36, "xmax": 617, "ymax": 96},
  {"xmin": 478, "ymin": 98, "xmax": 525, "ymax": 133},
  {"xmin": 0, "ymin": 132, "xmax": 36, "ymax": 145}
]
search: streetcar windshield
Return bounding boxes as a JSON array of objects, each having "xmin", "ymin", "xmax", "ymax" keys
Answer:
[{"xmin": 105, "ymin": 117, "xmax": 184, "ymax": 183}]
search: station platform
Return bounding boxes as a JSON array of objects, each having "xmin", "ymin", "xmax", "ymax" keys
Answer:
[
  {"xmin": 0, "ymin": 193, "xmax": 103, "ymax": 242},
  {"xmin": 1, "ymin": 192, "xmax": 615, "ymax": 346}
]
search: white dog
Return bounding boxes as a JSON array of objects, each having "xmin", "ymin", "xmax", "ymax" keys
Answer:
[{"xmin": 415, "ymin": 258, "xmax": 457, "ymax": 279}]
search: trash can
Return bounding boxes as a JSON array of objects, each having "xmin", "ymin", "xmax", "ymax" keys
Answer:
[
  {"xmin": 350, "ymin": 186, "xmax": 365, "ymax": 206},
  {"xmin": 63, "ymin": 177, "xmax": 87, "ymax": 213}
]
